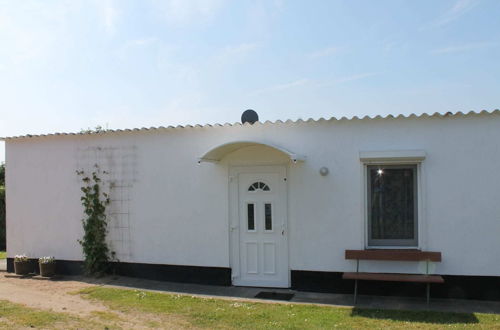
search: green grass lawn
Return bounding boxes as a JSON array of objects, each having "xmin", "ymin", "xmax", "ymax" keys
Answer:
[
  {"xmin": 78, "ymin": 287, "xmax": 500, "ymax": 329},
  {"xmin": 0, "ymin": 251, "xmax": 6, "ymax": 259},
  {"xmin": 0, "ymin": 300, "xmax": 99, "ymax": 329}
]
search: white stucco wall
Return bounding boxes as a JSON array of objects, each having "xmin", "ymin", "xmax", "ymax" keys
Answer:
[{"xmin": 5, "ymin": 112, "xmax": 500, "ymax": 276}]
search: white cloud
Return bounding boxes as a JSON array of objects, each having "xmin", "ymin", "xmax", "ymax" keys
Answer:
[
  {"xmin": 308, "ymin": 46, "xmax": 342, "ymax": 59},
  {"xmin": 427, "ymin": 0, "xmax": 479, "ymax": 28},
  {"xmin": 0, "ymin": 1, "xmax": 74, "ymax": 66},
  {"xmin": 122, "ymin": 37, "xmax": 159, "ymax": 50},
  {"xmin": 273, "ymin": 0, "xmax": 286, "ymax": 10},
  {"xmin": 271, "ymin": 79, "xmax": 311, "ymax": 91},
  {"xmin": 0, "ymin": 1, "xmax": 127, "ymax": 68},
  {"xmin": 155, "ymin": 44, "xmax": 200, "ymax": 87},
  {"xmin": 94, "ymin": 0, "xmax": 119, "ymax": 36},
  {"xmin": 252, "ymin": 79, "xmax": 311, "ymax": 95},
  {"xmin": 216, "ymin": 43, "xmax": 259, "ymax": 62},
  {"xmin": 251, "ymin": 73, "xmax": 376, "ymax": 96},
  {"xmin": 152, "ymin": 0, "xmax": 225, "ymax": 27},
  {"xmin": 430, "ymin": 41, "xmax": 496, "ymax": 54},
  {"xmin": 89, "ymin": 93, "xmax": 224, "ymax": 130},
  {"xmin": 128, "ymin": 38, "xmax": 158, "ymax": 47},
  {"xmin": 335, "ymin": 72, "xmax": 378, "ymax": 83},
  {"xmin": 383, "ymin": 41, "xmax": 398, "ymax": 53},
  {"xmin": 115, "ymin": 37, "xmax": 159, "ymax": 61}
]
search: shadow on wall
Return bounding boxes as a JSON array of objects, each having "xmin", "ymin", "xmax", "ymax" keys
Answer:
[{"xmin": 351, "ymin": 307, "xmax": 479, "ymax": 324}]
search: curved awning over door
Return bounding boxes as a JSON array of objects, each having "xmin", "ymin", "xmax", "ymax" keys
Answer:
[{"xmin": 198, "ymin": 141, "xmax": 305, "ymax": 164}]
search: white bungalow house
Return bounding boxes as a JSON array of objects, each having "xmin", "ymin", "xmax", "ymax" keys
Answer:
[{"xmin": 3, "ymin": 109, "xmax": 500, "ymax": 300}]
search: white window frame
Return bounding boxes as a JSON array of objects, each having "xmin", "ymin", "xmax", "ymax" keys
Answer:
[{"xmin": 360, "ymin": 150, "xmax": 426, "ymax": 249}]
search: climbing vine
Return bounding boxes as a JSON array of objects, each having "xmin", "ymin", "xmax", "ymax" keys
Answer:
[{"xmin": 76, "ymin": 165, "xmax": 114, "ymax": 276}]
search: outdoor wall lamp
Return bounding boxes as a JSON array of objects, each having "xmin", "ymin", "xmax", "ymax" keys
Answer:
[{"xmin": 319, "ymin": 167, "xmax": 329, "ymax": 176}]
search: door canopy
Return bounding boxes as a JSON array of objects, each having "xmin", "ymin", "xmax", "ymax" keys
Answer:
[{"xmin": 198, "ymin": 141, "xmax": 305, "ymax": 164}]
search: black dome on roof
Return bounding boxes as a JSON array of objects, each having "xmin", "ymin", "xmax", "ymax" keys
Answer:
[{"xmin": 241, "ymin": 109, "xmax": 259, "ymax": 124}]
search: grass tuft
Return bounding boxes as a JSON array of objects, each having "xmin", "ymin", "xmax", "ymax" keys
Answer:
[
  {"xmin": 90, "ymin": 310, "xmax": 122, "ymax": 322},
  {"xmin": 0, "ymin": 300, "xmax": 77, "ymax": 328}
]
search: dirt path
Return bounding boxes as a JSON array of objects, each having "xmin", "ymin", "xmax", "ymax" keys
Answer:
[
  {"xmin": 0, "ymin": 273, "xmax": 195, "ymax": 329},
  {"xmin": 0, "ymin": 273, "xmax": 106, "ymax": 316}
]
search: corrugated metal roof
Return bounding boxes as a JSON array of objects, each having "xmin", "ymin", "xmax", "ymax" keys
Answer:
[{"xmin": 1, "ymin": 109, "xmax": 499, "ymax": 141}]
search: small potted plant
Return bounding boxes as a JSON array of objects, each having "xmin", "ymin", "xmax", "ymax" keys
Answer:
[
  {"xmin": 39, "ymin": 256, "xmax": 56, "ymax": 277},
  {"xmin": 14, "ymin": 254, "xmax": 32, "ymax": 275}
]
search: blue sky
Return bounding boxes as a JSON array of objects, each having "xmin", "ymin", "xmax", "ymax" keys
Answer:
[{"xmin": 1, "ymin": 0, "xmax": 499, "ymax": 161}]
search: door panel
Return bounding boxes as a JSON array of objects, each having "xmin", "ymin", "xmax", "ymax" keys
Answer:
[
  {"xmin": 245, "ymin": 242, "xmax": 258, "ymax": 274},
  {"xmin": 263, "ymin": 242, "xmax": 276, "ymax": 274}
]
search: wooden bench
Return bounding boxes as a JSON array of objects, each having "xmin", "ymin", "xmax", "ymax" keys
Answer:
[{"xmin": 342, "ymin": 250, "xmax": 444, "ymax": 304}]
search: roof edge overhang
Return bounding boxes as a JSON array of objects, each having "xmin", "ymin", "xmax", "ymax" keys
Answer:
[
  {"xmin": 198, "ymin": 141, "xmax": 306, "ymax": 164},
  {"xmin": 2, "ymin": 109, "xmax": 499, "ymax": 141}
]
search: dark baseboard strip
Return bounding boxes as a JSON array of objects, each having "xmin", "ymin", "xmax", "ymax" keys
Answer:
[
  {"xmin": 6, "ymin": 259, "xmax": 499, "ymax": 301},
  {"xmin": 6, "ymin": 258, "xmax": 231, "ymax": 286},
  {"xmin": 291, "ymin": 270, "xmax": 500, "ymax": 301},
  {"xmin": 111, "ymin": 261, "xmax": 231, "ymax": 286}
]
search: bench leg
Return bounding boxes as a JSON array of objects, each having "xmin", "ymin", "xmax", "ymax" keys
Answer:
[
  {"xmin": 354, "ymin": 279, "xmax": 358, "ymax": 304},
  {"xmin": 426, "ymin": 283, "xmax": 430, "ymax": 305}
]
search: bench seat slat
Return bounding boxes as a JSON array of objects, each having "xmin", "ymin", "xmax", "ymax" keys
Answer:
[
  {"xmin": 345, "ymin": 250, "xmax": 442, "ymax": 262},
  {"xmin": 342, "ymin": 272, "xmax": 444, "ymax": 283}
]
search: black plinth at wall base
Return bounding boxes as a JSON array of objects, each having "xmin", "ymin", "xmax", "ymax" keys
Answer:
[
  {"xmin": 6, "ymin": 258, "xmax": 231, "ymax": 286},
  {"xmin": 291, "ymin": 270, "xmax": 500, "ymax": 301},
  {"xmin": 111, "ymin": 261, "xmax": 231, "ymax": 286},
  {"xmin": 6, "ymin": 259, "xmax": 500, "ymax": 301}
]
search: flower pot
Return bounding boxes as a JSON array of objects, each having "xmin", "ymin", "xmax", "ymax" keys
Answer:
[
  {"xmin": 39, "ymin": 262, "xmax": 56, "ymax": 277},
  {"xmin": 14, "ymin": 261, "xmax": 32, "ymax": 275}
]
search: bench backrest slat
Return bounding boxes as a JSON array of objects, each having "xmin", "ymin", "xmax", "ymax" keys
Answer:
[{"xmin": 345, "ymin": 250, "xmax": 441, "ymax": 262}]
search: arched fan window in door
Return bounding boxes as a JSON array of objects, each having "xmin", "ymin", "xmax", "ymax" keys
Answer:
[{"xmin": 248, "ymin": 181, "xmax": 270, "ymax": 192}]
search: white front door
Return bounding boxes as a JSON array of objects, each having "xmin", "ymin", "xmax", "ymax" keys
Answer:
[{"xmin": 230, "ymin": 167, "xmax": 289, "ymax": 288}]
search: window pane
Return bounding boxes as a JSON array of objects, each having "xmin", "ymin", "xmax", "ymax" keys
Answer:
[
  {"xmin": 265, "ymin": 203, "xmax": 272, "ymax": 230},
  {"xmin": 368, "ymin": 166, "xmax": 416, "ymax": 243},
  {"xmin": 248, "ymin": 182, "xmax": 270, "ymax": 192},
  {"xmin": 247, "ymin": 204, "xmax": 255, "ymax": 230}
]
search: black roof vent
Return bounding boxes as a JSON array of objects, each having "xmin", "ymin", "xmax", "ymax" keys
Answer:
[{"xmin": 241, "ymin": 109, "xmax": 259, "ymax": 124}]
